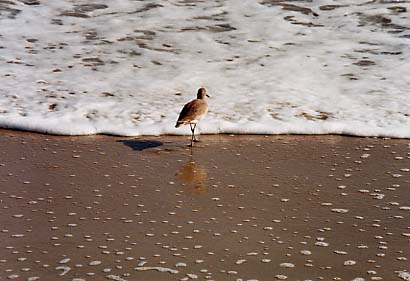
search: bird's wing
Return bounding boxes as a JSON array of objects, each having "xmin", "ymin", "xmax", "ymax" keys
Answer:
[{"xmin": 176, "ymin": 100, "xmax": 203, "ymax": 123}]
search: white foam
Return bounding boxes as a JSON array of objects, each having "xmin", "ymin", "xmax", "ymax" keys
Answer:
[
  {"xmin": 279, "ymin": 262, "xmax": 295, "ymax": 268},
  {"xmin": 0, "ymin": 0, "xmax": 409, "ymax": 137},
  {"xmin": 300, "ymin": 250, "xmax": 312, "ymax": 256},
  {"xmin": 399, "ymin": 271, "xmax": 410, "ymax": 281},
  {"xmin": 106, "ymin": 275, "xmax": 128, "ymax": 281},
  {"xmin": 59, "ymin": 258, "xmax": 71, "ymax": 264},
  {"xmin": 135, "ymin": 266, "xmax": 179, "ymax": 274},
  {"xmin": 55, "ymin": 266, "xmax": 71, "ymax": 276},
  {"xmin": 343, "ymin": 260, "xmax": 357, "ymax": 266}
]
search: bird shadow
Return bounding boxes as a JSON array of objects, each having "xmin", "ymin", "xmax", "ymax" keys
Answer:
[{"xmin": 118, "ymin": 139, "xmax": 163, "ymax": 151}]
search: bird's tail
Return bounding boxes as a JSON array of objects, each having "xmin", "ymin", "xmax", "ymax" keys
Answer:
[{"xmin": 175, "ymin": 122, "xmax": 182, "ymax": 128}]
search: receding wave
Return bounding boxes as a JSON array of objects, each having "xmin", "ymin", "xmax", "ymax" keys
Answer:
[{"xmin": 0, "ymin": 0, "xmax": 409, "ymax": 137}]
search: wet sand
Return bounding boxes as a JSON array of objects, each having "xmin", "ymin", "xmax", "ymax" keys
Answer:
[{"xmin": 0, "ymin": 130, "xmax": 409, "ymax": 281}]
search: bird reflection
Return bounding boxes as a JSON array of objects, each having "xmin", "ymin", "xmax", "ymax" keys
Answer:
[{"xmin": 176, "ymin": 152, "xmax": 208, "ymax": 192}]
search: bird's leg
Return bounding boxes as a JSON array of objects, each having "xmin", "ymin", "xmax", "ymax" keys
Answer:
[
  {"xmin": 192, "ymin": 124, "xmax": 200, "ymax": 142},
  {"xmin": 189, "ymin": 124, "xmax": 194, "ymax": 147}
]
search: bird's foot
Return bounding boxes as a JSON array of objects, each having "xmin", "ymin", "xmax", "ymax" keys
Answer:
[{"xmin": 193, "ymin": 139, "xmax": 200, "ymax": 143}]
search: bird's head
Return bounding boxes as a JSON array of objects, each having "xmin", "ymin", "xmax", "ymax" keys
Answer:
[{"xmin": 197, "ymin": 87, "xmax": 210, "ymax": 99}]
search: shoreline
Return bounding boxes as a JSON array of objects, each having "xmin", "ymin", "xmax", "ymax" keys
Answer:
[
  {"xmin": 0, "ymin": 129, "xmax": 409, "ymax": 280},
  {"xmin": 1, "ymin": 128, "xmax": 410, "ymax": 140}
]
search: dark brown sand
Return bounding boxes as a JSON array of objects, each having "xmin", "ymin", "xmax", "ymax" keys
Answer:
[{"xmin": 0, "ymin": 130, "xmax": 409, "ymax": 281}]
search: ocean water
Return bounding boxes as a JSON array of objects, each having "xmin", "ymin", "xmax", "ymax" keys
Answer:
[{"xmin": 0, "ymin": 0, "xmax": 409, "ymax": 137}]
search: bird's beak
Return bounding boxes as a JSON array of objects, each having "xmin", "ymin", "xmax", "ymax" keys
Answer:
[{"xmin": 206, "ymin": 94, "xmax": 211, "ymax": 98}]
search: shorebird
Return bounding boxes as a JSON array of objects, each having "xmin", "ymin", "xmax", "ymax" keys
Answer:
[{"xmin": 175, "ymin": 87, "xmax": 209, "ymax": 146}]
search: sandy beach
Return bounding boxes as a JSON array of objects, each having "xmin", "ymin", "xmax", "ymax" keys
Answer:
[{"xmin": 0, "ymin": 129, "xmax": 409, "ymax": 281}]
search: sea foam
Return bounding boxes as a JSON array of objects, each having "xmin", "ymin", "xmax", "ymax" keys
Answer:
[{"xmin": 0, "ymin": 0, "xmax": 409, "ymax": 137}]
